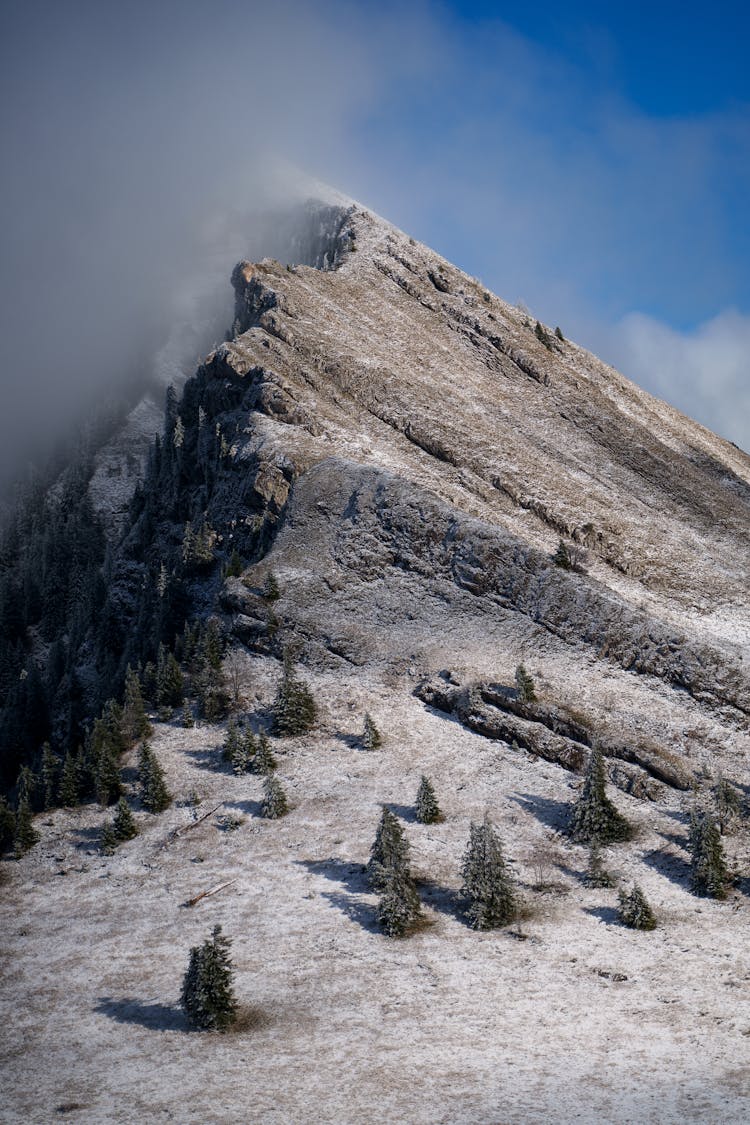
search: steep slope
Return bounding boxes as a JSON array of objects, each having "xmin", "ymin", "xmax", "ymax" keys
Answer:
[{"xmin": 3, "ymin": 197, "xmax": 750, "ymax": 1124}]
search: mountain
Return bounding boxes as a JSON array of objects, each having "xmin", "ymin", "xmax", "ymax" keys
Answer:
[{"xmin": 2, "ymin": 197, "xmax": 749, "ymax": 1123}]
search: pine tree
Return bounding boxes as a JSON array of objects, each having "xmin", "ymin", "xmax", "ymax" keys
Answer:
[
  {"xmin": 554, "ymin": 326, "xmax": 565, "ymax": 341},
  {"xmin": 112, "ymin": 797, "xmax": 138, "ymax": 842},
  {"xmin": 123, "ymin": 665, "xmax": 152, "ymax": 744},
  {"xmin": 570, "ymin": 746, "xmax": 631, "ymax": 844},
  {"xmin": 689, "ymin": 811, "xmax": 729, "ymax": 899},
  {"xmin": 101, "ymin": 821, "xmax": 118, "ymax": 856},
  {"xmin": 252, "ymin": 732, "xmax": 276, "ymax": 775},
  {"xmin": 95, "ymin": 746, "xmax": 123, "ymax": 806},
  {"xmin": 714, "ymin": 777, "xmax": 741, "ymax": 835},
  {"xmin": 461, "ymin": 817, "xmax": 517, "ymax": 929},
  {"xmin": 0, "ymin": 795, "xmax": 16, "ymax": 853},
  {"xmin": 59, "ymin": 750, "xmax": 80, "ymax": 807},
  {"xmin": 17, "ymin": 765, "xmax": 38, "ymax": 807},
  {"xmin": 272, "ymin": 654, "xmax": 317, "ymax": 736},
  {"xmin": 181, "ymin": 701, "xmax": 195, "ymax": 728},
  {"xmin": 514, "ymin": 663, "xmax": 537, "ymax": 704},
  {"xmin": 584, "ymin": 837, "xmax": 615, "ymax": 888},
  {"xmin": 222, "ymin": 721, "xmax": 247, "ymax": 775},
  {"xmin": 377, "ymin": 858, "xmax": 422, "ymax": 937},
  {"xmin": 156, "ymin": 645, "xmax": 184, "ymax": 712},
  {"xmin": 367, "ymin": 807, "xmax": 407, "ymax": 893},
  {"xmin": 40, "ymin": 743, "xmax": 58, "ymax": 810},
  {"xmin": 138, "ymin": 744, "xmax": 172, "ymax": 813},
  {"xmin": 180, "ymin": 924, "xmax": 238, "ymax": 1031},
  {"xmin": 362, "ymin": 712, "xmax": 382, "ymax": 751},
  {"xmin": 14, "ymin": 797, "xmax": 39, "ymax": 856},
  {"xmin": 618, "ymin": 884, "xmax": 657, "ymax": 930},
  {"xmin": 415, "ymin": 776, "xmax": 443, "ymax": 824},
  {"xmin": 263, "ymin": 571, "xmax": 280, "ymax": 601},
  {"xmin": 552, "ymin": 539, "xmax": 572, "ymax": 569},
  {"xmin": 534, "ymin": 320, "xmax": 552, "ymax": 349},
  {"xmin": 261, "ymin": 774, "xmax": 289, "ymax": 819}
]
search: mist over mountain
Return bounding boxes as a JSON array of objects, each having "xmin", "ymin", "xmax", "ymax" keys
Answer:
[{"xmin": 2, "ymin": 194, "xmax": 749, "ymax": 1122}]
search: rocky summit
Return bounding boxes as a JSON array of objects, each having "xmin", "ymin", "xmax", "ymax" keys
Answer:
[{"xmin": 3, "ymin": 196, "xmax": 750, "ymax": 1124}]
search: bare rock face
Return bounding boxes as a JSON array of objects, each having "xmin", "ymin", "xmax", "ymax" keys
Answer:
[{"xmin": 98, "ymin": 195, "xmax": 750, "ymax": 778}]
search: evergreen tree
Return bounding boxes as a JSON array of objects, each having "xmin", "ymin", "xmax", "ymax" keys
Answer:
[
  {"xmin": 367, "ymin": 807, "xmax": 408, "ymax": 893},
  {"xmin": 534, "ymin": 320, "xmax": 553, "ymax": 349},
  {"xmin": 223, "ymin": 721, "xmax": 248, "ymax": 776},
  {"xmin": 584, "ymin": 837, "xmax": 615, "ymax": 888},
  {"xmin": 570, "ymin": 746, "xmax": 631, "ymax": 844},
  {"xmin": 181, "ymin": 701, "xmax": 195, "ymax": 729},
  {"xmin": 40, "ymin": 742, "xmax": 59, "ymax": 810},
  {"xmin": 554, "ymin": 326, "xmax": 565, "ymax": 341},
  {"xmin": 138, "ymin": 744, "xmax": 172, "ymax": 813},
  {"xmin": 14, "ymin": 798, "xmax": 39, "ymax": 856},
  {"xmin": 17, "ymin": 765, "xmax": 38, "ymax": 808},
  {"xmin": 377, "ymin": 858, "xmax": 422, "ymax": 937},
  {"xmin": 714, "ymin": 777, "xmax": 741, "ymax": 835},
  {"xmin": 95, "ymin": 746, "xmax": 123, "ymax": 806},
  {"xmin": 0, "ymin": 795, "xmax": 16, "ymax": 852},
  {"xmin": 112, "ymin": 796, "xmax": 138, "ymax": 842},
  {"xmin": 101, "ymin": 821, "xmax": 118, "ymax": 856},
  {"xmin": 142, "ymin": 661, "xmax": 158, "ymax": 705},
  {"xmin": 362, "ymin": 712, "xmax": 382, "ymax": 751},
  {"xmin": 180, "ymin": 925, "xmax": 238, "ymax": 1030},
  {"xmin": 460, "ymin": 817, "xmax": 516, "ymax": 929},
  {"xmin": 261, "ymin": 774, "xmax": 289, "ymax": 819},
  {"xmin": 59, "ymin": 750, "xmax": 80, "ymax": 807},
  {"xmin": 415, "ymin": 776, "xmax": 443, "ymax": 824},
  {"xmin": 552, "ymin": 539, "xmax": 572, "ymax": 569},
  {"xmin": 689, "ymin": 811, "xmax": 729, "ymax": 899},
  {"xmin": 618, "ymin": 884, "xmax": 657, "ymax": 930},
  {"xmin": 272, "ymin": 654, "xmax": 317, "ymax": 736},
  {"xmin": 223, "ymin": 551, "xmax": 243, "ymax": 579},
  {"xmin": 156, "ymin": 645, "xmax": 184, "ymax": 712},
  {"xmin": 514, "ymin": 663, "xmax": 537, "ymax": 704},
  {"xmin": 263, "ymin": 571, "xmax": 280, "ymax": 601},
  {"xmin": 252, "ymin": 732, "xmax": 276, "ymax": 775},
  {"xmin": 123, "ymin": 665, "xmax": 152, "ymax": 744}
]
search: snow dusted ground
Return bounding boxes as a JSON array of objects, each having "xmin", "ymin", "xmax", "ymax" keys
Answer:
[{"xmin": 3, "ymin": 655, "xmax": 750, "ymax": 1124}]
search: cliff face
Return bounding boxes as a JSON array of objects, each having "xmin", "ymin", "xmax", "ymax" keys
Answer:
[{"xmin": 5, "ymin": 196, "xmax": 750, "ymax": 1125}]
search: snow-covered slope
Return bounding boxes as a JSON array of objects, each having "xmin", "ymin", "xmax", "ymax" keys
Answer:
[{"xmin": 3, "ymin": 198, "xmax": 750, "ymax": 1124}]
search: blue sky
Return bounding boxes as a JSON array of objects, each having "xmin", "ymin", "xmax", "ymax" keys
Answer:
[{"xmin": 1, "ymin": 0, "xmax": 749, "ymax": 463}]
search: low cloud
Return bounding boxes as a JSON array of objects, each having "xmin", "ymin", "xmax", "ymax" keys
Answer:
[{"xmin": 609, "ymin": 309, "xmax": 750, "ymax": 451}]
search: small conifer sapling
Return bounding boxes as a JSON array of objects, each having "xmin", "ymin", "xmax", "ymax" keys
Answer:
[
  {"xmin": 570, "ymin": 746, "xmax": 631, "ymax": 844},
  {"xmin": 689, "ymin": 811, "xmax": 729, "ymax": 899},
  {"xmin": 261, "ymin": 774, "xmax": 289, "ymax": 819},
  {"xmin": 14, "ymin": 798, "xmax": 39, "ymax": 856},
  {"xmin": 112, "ymin": 797, "xmax": 138, "ymax": 842},
  {"xmin": 461, "ymin": 817, "xmax": 516, "ymax": 929},
  {"xmin": 253, "ymin": 732, "xmax": 277, "ymax": 775},
  {"xmin": 515, "ymin": 663, "xmax": 537, "ymax": 704},
  {"xmin": 367, "ymin": 807, "xmax": 406, "ymax": 893},
  {"xmin": 362, "ymin": 712, "xmax": 382, "ymax": 751},
  {"xmin": 138, "ymin": 744, "xmax": 172, "ymax": 813},
  {"xmin": 618, "ymin": 884, "xmax": 657, "ymax": 930},
  {"xmin": 180, "ymin": 924, "xmax": 238, "ymax": 1031},
  {"xmin": 377, "ymin": 859, "xmax": 423, "ymax": 938},
  {"xmin": 585, "ymin": 837, "xmax": 615, "ymax": 888},
  {"xmin": 415, "ymin": 776, "xmax": 443, "ymax": 824}
]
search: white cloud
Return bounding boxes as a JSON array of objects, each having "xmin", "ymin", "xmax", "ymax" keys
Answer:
[{"xmin": 608, "ymin": 309, "xmax": 750, "ymax": 451}]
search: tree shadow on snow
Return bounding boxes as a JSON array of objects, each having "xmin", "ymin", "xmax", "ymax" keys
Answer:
[
  {"xmin": 511, "ymin": 792, "xmax": 570, "ymax": 833},
  {"xmin": 95, "ymin": 997, "xmax": 188, "ymax": 1032},
  {"xmin": 641, "ymin": 843, "xmax": 692, "ymax": 889},
  {"xmin": 183, "ymin": 747, "xmax": 223, "ymax": 773},
  {"xmin": 414, "ymin": 876, "xmax": 467, "ymax": 924},
  {"xmin": 72, "ymin": 826, "xmax": 104, "ymax": 850},
  {"xmin": 331, "ymin": 732, "xmax": 362, "ymax": 751},
  {"xmin": 582, "ymin": 905, "xmax": 620, "ymax": 926},
  {"xmin": 386, "ymin": 802, "xmax": 418, "ymax": 824},
  {"xmin": 297, "ymin": 857, "xmax": 368, "ymax": 894},
  {"xmin": 320, "ymin": 891, "xmax": 379, "ymax": 932},
  {"xmin": 223, "ymin": 798, "xmax": 264, "ymax": 817}
]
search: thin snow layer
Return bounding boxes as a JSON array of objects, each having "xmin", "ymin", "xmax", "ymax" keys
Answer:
[{"xmin": 3, "ymin": 660, "xmax": 750, "ymax": 1124}]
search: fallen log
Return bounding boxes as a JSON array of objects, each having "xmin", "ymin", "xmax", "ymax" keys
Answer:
[{"xmin": 184, "ymin": 879, "xmax": 236, "ymax": 908}]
